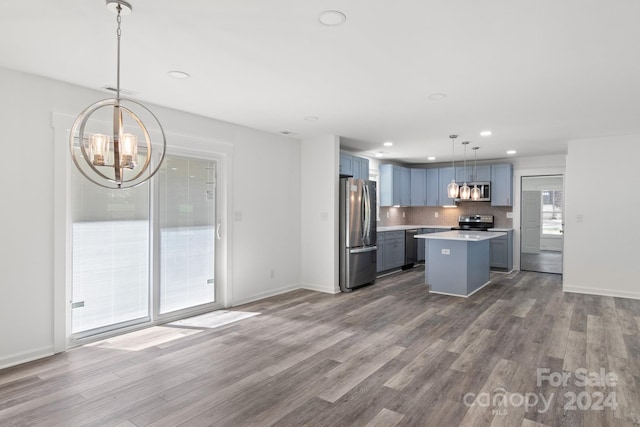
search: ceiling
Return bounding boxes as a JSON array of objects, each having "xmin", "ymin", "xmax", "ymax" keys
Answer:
[{"xmin": 2, "ymin": 0, "xmax": 640, "ymax": 164}]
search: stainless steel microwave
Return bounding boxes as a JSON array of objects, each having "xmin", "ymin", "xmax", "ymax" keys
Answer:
[{"xmin": 456, "ymin": 181, "xmax": 491, "ymax": 202}]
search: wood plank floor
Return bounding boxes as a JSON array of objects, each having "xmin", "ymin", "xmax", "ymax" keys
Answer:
[{"xmin": 2, "ymin": 268, "xmax": 640, "ymax": 426}]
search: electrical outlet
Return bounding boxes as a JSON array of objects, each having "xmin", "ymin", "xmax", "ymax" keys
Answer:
[
  {"xmin": 402, "ymin": 211, "xmax": 405, "ymax": 218},
  {"xmin": 577, "ymin": 214, "xmax": 584, "ymax": 223},
  {"xmin": 234, "ymin": 211, "xmax": 242, "ymax": 221},
  {"xmin": 441, "ymin": 248, "xmax": 450, "ymax": 255},
  {"xmin": 506, "ymin": 212, "xmax": 513, "ymax": 219},
  {"xmin": 320, "ymin": 211, "xmax": 328, "ymax": 221},
  {"xmin": 435, "ymin": 212, "xmax": 439, "ymax": 218},
  {"xmin": 386, "ymin": 211, "xmax": 390, "ymax": 219}
]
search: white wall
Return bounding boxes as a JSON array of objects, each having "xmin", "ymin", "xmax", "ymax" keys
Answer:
[
  {"xmin": 300, "ymin": 135, "xmax": 340, "ymax": 293},
  {"xmin": 0, "ymin": 67, "xmax": 302, "ymax": 368},
  {"xmin": 563, "ymin": 135, "xmax": 640, "ymax": 299}
]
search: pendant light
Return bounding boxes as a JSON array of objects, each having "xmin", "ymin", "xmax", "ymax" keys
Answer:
[
  {"xmin": 471, "ymin": 146, "xmax": 481, "ymax": 200},
  {"xmin": 459, "ymin": 141, "xmax": 471, "ymax": 200},
  {"xmin": 446, "ymin": 134, "xmax": 459, "ymax": 198},
  {"xmin": 69, "ymin": 0, "xmax": 166, "ymax": 189}
]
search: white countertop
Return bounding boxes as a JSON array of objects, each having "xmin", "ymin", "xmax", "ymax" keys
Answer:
[
  {"xmin": 487, "ymin": 228, "xmax": 513, "ymax": 232},
  {"xmin": 415, "ymin": 230, "xmax": 506, "ymax": 241},
  {"xmin": 377, "ymin": 225, "xmax": 453, "ymax": 232}
]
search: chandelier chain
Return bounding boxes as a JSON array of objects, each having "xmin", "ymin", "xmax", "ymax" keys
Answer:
[{"xmin": 116, "ymin": 5, "xmax": 122, "ymax": 101}]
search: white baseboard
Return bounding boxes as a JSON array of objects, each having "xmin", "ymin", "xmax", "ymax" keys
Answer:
[
  {"xmin": 231, "ymin": 284, "xmax": 301, "ymax": 307},
  {"xmin": 0, "ymin": 346, "xmax": 55, "ymax": 370},
  {"xmin": 299, "ymin": 283, "xmax": 340, "ymax": 294},
  {"xmin": 563, "ymin": 285, "xmax": 640, "ymax": 300}
]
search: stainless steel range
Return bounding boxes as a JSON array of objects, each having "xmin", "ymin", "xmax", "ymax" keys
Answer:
[{"xmin": 453, "ymin": 214, "xmax": 494, "ymax": 231}]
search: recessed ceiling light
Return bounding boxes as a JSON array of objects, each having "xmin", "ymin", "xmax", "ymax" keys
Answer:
[
  {"xmin": 168, "ymin": 70, "xmax": 190, "ymax": 79},
  {"xmin": 304, "ymin": 116, "xmax": 319, "ymax": 122},
  {"xmin": 383, "ymin": 141, "xmax": 393, "ymax": 147},
  {"xmin": 480, "ymin": 130, "xmax": 492, "ymax": 137},
  {"xmin": 375, "ymin": 152, "xmax": 384, "ymax": 157},
  {"xmin": 507, "ymin": 150, "xmax": 517, "ymax": 155},
  {"xmin": 427, "ymin": 93, "xmax": 447, "ymax": 101},
  {"xmin": 319, "ymin": 10, "xmax": 346, "ymax": 26},
  {"xmin": 428, "ymin": 156, "xmax": 436, "ymax": 161}
]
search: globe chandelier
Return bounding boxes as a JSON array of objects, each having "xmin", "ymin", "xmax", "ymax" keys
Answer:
[{"xmin": 69, "ymin": 0, "xmax": 166, "ymax": 189}]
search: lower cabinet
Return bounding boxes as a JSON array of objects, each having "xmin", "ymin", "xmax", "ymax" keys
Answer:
[
  {"xmin": 490, "ymin": 230, "xmax": 513, "ymax": 270},
  {"xmin": 376, "ymin": 231, "xmax": 405, "ymax": 273}
]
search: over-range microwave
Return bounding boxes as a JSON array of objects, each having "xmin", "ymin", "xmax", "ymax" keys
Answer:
[{"xmin": 455, "ymin": 181, "xmax": 491, "ymax": 202}]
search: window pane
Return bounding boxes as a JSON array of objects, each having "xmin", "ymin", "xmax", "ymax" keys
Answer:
[
  {"xmin": 71, "ymin": 171, "xmax": 150, "ymax": 334},
  {"xmin": 542, "ymin": 190, "xmax": 563, "ymax": 235},
  {"xmin": 159, "ymin": 156, "xmax": 216, "ymax": 314}
]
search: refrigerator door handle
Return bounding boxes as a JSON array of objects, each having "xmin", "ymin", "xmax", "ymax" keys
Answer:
[
  {"xmin": 349, "ymin": 246, "xmax": 377, "ymax": 254},
  {"xmin": 362, "ymin": 183, "xmax": 370, "ymax": 242}
]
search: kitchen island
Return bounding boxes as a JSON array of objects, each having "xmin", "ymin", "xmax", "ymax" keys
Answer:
[{"xmin": 416, "ymin": 230, "xmax": 506, "ymax": 297}]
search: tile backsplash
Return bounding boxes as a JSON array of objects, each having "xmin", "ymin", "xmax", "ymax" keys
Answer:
[{"xmin": 378, "ymin": 202, "xmax": 513, "ymax": 228}]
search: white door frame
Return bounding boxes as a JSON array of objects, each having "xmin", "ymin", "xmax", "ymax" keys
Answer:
[{"xmin": 53, "ymin": 112, "xmax": 233, "ymax": 352}]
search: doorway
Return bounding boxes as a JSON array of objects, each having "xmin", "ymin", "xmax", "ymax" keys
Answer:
[{"xmin": 520, "ymin": 175, "xmax": 563, "ymax": 274}]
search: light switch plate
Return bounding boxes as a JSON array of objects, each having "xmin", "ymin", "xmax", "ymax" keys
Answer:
[{"xmin": 441, "ymin": 248, "xmax": 450, "ymax": 255}]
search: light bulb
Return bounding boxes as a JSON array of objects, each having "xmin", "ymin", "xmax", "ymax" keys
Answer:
[
  {"xmin": 447, "ymin": 179, "xmax": 459, "ymax": 198},
  {"xmin": 471, "ymin": 185, "xmax": 481, "ymax": 200},
  {"xmin": 119, "ymin": 133, "xmax": 137, "ymax": 168},
  {"xmin": 89, "ymin": 134, "xmax": 110, "ymax": 166},
  {"xmin": 460, "ymin": 183, "xmax": 471, "ymax": 200}
]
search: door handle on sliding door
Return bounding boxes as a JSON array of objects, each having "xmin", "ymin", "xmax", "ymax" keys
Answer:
[{"xmin": 216, "ymin": 223, "xmax": 221, "ymax": 240}]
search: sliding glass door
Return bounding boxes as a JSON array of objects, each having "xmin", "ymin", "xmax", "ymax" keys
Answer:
[
  {"xmin": 70, "ymin": 173, "xmax": 150, "ymax": 336},
  {"xmin": 157, "ymin": 156, "xmax": 218, "ymax": 315},
  {"xmin": 71, "ymin": 153, "xmax": 220, "ymax": 338}
]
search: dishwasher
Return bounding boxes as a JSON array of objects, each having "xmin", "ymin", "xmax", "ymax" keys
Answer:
[{"xmin": 403, "ymin": 228, "xmax": 418, "ymax": 269}]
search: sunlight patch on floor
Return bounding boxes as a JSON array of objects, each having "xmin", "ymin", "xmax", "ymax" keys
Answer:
[
  {"xmin": 168, "ymin": 310, "xmax": 260, "ymax": 329},
  {"xmin": 86, "ymin": 325, "xmax": 202, "ymax": 351}
]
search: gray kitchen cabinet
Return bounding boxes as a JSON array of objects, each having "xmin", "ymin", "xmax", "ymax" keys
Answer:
[
  {"xmin": 410, "ymin": 168, "xmax": 427, "ymax": 206},
  {"xmin": 339, "ymin": 153, "xmax": 353, "ymax": 176},
  {"xmin": 438, "ymin": 167, "xmax": 456, "ymax": 206},
  {"xmin": 455, "ymin": 165, "xmax": 473, "ymax": 183},
  {"xmin": 457, "ymin": 164, "xmax": 491, "ymax": 183},
  {"xmin": 426, "ymin": 168, "xmax": 439, "ymax": 206},
  {"xmin": 491, "ymin": 163, "xmax": 513, "ymax": 206},
  {"xmin": 359, "ymin": 157, "xmax": 369, "ymax": 180},
  {"xmin": 380, "ymin": 164, "xmax": 411, "ymax": 206},
  {"xmin": 377, "ymin": 230, "xmax": 405, "ymax": 272},
  {"xmin": 490, "ymin": 230, "xmax": 513, "ymax": 270},
  {"xmin": 473, "ymin": 164, "xmax": 492, "ymax": 181},
  {"xmin": 340, "ymin": 152, "xmax": 369, "ymax": 180},
  {"xmin": 376, "ymin": 234, "xmax": 385, "ymax": 272}
]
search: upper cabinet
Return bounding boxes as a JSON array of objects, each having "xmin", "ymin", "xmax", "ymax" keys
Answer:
[
  {"xmin": 339, "ymin": 153, "xmax": 353, "ymax": 176},
  {"xmin": 426, "ymin": 168, "xmax": 440, "ymax": 206},
  {"xmin": 456, "ymin": 164, "xmax": 491, "ymax": 182},
  {"xmin": 410, "ymin": 168, "xmax": 427, "ymax": 206},
  {"xmin": 380, "ymin": 164, "xmax": 411, "ymax": 206},
  {"xmin": 340, "ymin": 152, "xmax": 369, "ymax": 180},
  {"xmin": 378, "ymin": 162, "xmax": 512, "ymax": 207},
  {"xmin": 491, "ymin": 163, "xmax": 513, "ymax": 206}
]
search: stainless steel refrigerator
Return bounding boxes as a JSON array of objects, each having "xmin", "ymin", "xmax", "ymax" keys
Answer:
[{"xmin": 339, "ymin": 178, "xmax": 377, "ymax": 292}]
